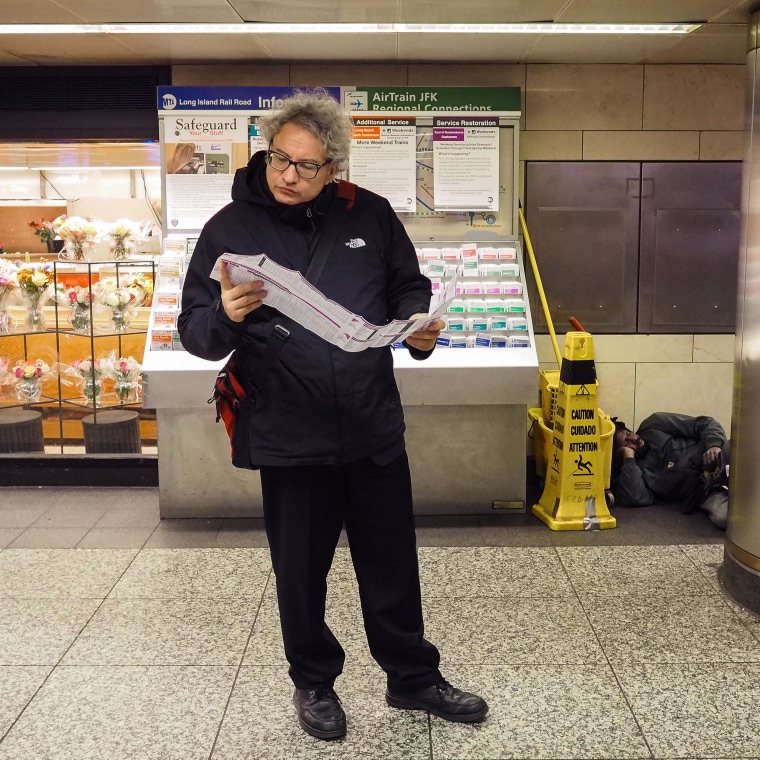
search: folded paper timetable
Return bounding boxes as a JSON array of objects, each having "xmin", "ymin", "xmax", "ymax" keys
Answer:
[{"xmin": 211, "ymin": 253, "xmax": 457, "ymax": 353}]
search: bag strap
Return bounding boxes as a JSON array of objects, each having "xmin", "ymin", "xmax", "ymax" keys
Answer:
[{"xmin": 240, "ymin": 181, "xmax": 353, "ymax": 397}]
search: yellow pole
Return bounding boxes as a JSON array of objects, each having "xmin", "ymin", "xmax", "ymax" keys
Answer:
[{"xmin": 518, "ymin": 206, "xmax": 562, "ymax": 368}]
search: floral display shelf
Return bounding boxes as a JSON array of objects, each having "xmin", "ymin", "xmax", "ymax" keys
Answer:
[{"xmin": 0, "ymin": 258, "xmax": 156, "ymax": 455}]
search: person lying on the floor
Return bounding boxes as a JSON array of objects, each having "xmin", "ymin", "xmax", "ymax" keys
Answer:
[{"xmin": 609, "ymin": 412, "xmax": 729, "ymax": 529}]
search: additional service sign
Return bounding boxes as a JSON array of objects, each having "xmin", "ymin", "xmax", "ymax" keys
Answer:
[{"xmin": 349, "ymin": 116, "xmax": 417, "ymax": 212}]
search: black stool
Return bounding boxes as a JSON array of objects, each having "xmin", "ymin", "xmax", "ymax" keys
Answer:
[
  {"xmin": 82, "ymin": 410, "xmax": 142, "ymax": 454},
  {"xmin": 0, "ymin": 409, "xmax": 45, "ymax": 453}
]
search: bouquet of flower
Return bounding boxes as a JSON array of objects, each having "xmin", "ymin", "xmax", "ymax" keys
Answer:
[
  {"xmin": 108, "ymin": 218, "xmax": 140, "ymax": 261},
  {"xmin": 103, "ymin": 353, "xmax": 141, "ymax": 403},
  {"xmin": 71, "ymin": 357, "xmax": 101, "ymax": 380},
  {"xmin": 28, "ymin": 217, "xmax": 57, "ymax": 243},
  {"xmin": 12, "ymin": 358, "xmax": 51, "ymax": 403},
  {"xmin": 123, "ymin": 272, "xmax": 154, "ymax": 306},
  {"xmin": 0, "ymin": 259, "xmax": 18, "ymax": 291},
  {"xmin": 15, "ymin": 260, "xmax": 54, "ymax": 298},
  {"xmin": 0, "ymin": 260, "xmax": 17, "ymax": 334},
  {"xmin": 67, "ymin": 356, "xmax": 103, "ymax": 403},
  {"xmin": 56, "ymin": 216, "xmax": 98, "ymax": 261},
  {"xmin": 15, "ymin": 259, "xmax": 55, "ymax": 331},
  {"xmin": 95, "ymin": 281, "xmax": 145, "ymax": 333},
  {"xmin": 59, "ymin": 285, "xmax": 92, "ymax": 309},
  {"xmin": 58, "ymin": 285, "xmax": 93, "ymax": 333}
]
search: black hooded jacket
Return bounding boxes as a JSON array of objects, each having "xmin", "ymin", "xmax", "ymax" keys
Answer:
[
  {"xmin": 177, "ymin": 151, "xmax": 433, "ymax": 467},
  {"xmin": 613, "ymin": 412, "xmax": 728, "ymax": 512}
]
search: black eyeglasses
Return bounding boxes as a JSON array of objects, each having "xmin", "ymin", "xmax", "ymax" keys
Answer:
[{"xmin": 266, "ymin": 148, "xmax": 331, "ymax": 180}]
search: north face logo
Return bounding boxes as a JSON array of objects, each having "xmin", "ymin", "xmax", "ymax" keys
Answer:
[{"xmin": 345, "ymin": 238, "xmax": 366, "ymax": 248}]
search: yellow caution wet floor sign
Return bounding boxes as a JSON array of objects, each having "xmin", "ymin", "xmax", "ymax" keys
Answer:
[{"xmin": 532, "ymin": 332, "xmax": 616, "ymax": 531}]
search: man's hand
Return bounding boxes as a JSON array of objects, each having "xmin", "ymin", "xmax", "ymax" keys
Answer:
[
  {"xmin": 703, "ymin": 446, "xmax": 723, "ymax": 468},
  {"xmin": 621, "ymin": 447, "xmax": 636, "ymax": 459},
  {"xmin": 219, "ymin": 261, "xmax": 267, "ymax": 323},
  {"xmin": 405, "ymin": 315, "xmax": 445, "ymax": 352}
]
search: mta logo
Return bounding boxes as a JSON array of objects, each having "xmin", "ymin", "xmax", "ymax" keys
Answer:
[{"xmin": 162, "ymin": 94, "xmax": 177, "ymax": 110}]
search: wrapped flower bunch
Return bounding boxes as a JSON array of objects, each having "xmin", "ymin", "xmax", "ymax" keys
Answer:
[
  {"xmin": 103, "ymin": 354, "xmax": 141, "ymax": 404},
  {"xmin": 28, "ymin": 217, "xmax": 57, "ymax": 244},
  {"xmin": 15, "ymin": 260, "xmax": 54, "ymax": 297},
  {"xmin": 96, "ymin": 280, "xmax": 145, "ymax": 333},
  {"xmin": 108, "ymin": 218, "xmax": 144, "ymax": 261},
  {"xmin": 13, "ymin": 358, "xmax": 51, "ymax": 403},
  {"xmin": 15, "ymin": 259, "xmax": 54, "ymax": 332},
  {"xmin": 69, "ymin": 356, "xmax": 103, "ymax": 404},
  {"xmin": 59, "ymin": 285, "xmax": 93, "ymax": 333},
  {"xmin": 56, "ymin": 216, "xmax": 98, "ymax": 261},
  {"xmin": 0, "ymin": 259, "xmax": 17, "ymax": 334},
  {"xmin": 124, "ymin": 271, "xmax": 154, "ymax": 307}
]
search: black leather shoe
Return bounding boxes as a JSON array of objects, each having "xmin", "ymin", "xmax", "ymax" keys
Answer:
[
  {"xmin": 386, "ymin": 680, "xmax": 488, "ymax": 723},
  {"xmin": 293, "ymin": 687, "xmax": 346, "ymax": 739}
]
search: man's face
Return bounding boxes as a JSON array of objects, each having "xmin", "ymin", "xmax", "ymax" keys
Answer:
[
  {"xmin": 615, "ymin": 428, "xmax": 647, "ymax": 457},
  {"xmin": 266, "ymin": 121, "xmax": 338, "ymax": 206}
]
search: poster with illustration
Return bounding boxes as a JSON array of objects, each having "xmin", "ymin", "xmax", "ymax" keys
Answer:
[{"xmin": 164, "ymin": 115, "xmax": 249, "ymax": 231}]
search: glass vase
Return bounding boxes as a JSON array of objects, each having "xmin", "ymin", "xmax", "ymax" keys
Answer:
[
  {"xmin": 0, "ymin": 289, "xmax": 13, "ymax": 335},
  {"xmin": 81, "ymin": 376, "xmax": 102, "ymax": 405},
  {"xmin": 68, "ymin": 306, "xmax": 91, "ymax": 334},
  {"xmin": 114, "ymin": 380, "xmax": 139, "ymax": 404},
  {"xmin": 111, "ymin": 309, "xmax": 131, "ymax": 333},
  {"xmin": 23, "ymin": 291, "xmax": 47, "ymax": 332},
  {"xmin": 16, "ymin": 377, "xmax": 42, "ymax": 403},
  {"xmin": 60, "ymin": 239, "xmax": 93, "ymax": 262},
  {"xmin": 110, "ymin": 238, "xmax": 135, "ymax": 261}
]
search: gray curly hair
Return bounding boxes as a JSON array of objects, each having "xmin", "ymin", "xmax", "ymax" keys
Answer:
[{"xmin": 258, "ymin": 88, "xmax": 353, "ymax": 170}]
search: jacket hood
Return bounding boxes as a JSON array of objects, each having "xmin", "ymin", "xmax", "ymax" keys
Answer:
[{"xmin": 231, "ymin": 149, "xmax": 335, "ymax": 228}]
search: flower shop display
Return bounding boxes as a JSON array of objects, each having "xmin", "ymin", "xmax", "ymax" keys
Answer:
[
  {"xmin": 0, "ymin": 260, "xmax": 17, "ymax": 335},
  {"xmin": 12, "ymin": 358, "xmax": 51, "ymax": 403},
  {"xmin": 59, "ymin": 285, "xmax": 93, "ymax": 334},
  {"xmin": 67, "ymin": 357, "xmax": 103, "ymax": 404},
  {"xmin": 56, "ymin": 216, "xmax": 98, "ymax": 261},
  {"xmin": 95, "ymin": 281, "xmax": 146, "ymax": 333},
  {"xmin": 103, "ymin": 354, "xmax": 141, "ymax": 404},
  {"xmin": 14, "ymin": 260, "xmax": 54, "ymax": 332}
]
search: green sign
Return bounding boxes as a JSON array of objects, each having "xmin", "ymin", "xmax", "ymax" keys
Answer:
[{"xmin": 347, "ymin": 87, "xmax": 520, "ymax": 112}]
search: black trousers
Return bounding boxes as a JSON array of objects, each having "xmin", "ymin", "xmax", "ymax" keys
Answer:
[{"xmin": 259, "ymin": 451, "xmax": 442, "ymax": 692}]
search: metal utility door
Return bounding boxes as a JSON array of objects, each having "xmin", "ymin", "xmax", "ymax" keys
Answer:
[
  {"xmin": 524, "ymin": 162, "xmax": 640, "ymax": 334},
  {"xmin": 638, "ymin": 162, "xmax": 740, "ymax": 333}
]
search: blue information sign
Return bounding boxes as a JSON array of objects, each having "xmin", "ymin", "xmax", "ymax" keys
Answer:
[{"xmin": 158, "ymin": 86, "xmax": 342, "ymax": 111}]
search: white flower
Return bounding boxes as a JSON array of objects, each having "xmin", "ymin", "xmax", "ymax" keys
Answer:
[
  {"xmin": 30, "ymin": 270, "xmax": 49, "ymax": 288},
  {"xmin": 102, "ymin": 291, "xmax": 121, "ymax": 308},
  {"xmin": 110, "ymin": 218, "xmax": 136, "ymax": 239}
]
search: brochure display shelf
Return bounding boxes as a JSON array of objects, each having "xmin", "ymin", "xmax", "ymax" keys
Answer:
[
  {"xmin": 141, "ymin": 239, "xmax": 538, "ymax": 518},
  {"xmin": 0, "ymin": 260, "xmax": 156, "ymax": 454}
]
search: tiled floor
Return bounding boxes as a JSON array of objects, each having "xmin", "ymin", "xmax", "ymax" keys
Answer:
[{"xmin": 0, "ymin": 485, "xmax": 757, "ymax": 760}]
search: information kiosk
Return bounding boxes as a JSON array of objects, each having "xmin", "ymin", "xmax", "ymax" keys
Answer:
[{"xmin": 142, "ymin": 85, "xmax": 538, "ymax": 517}]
